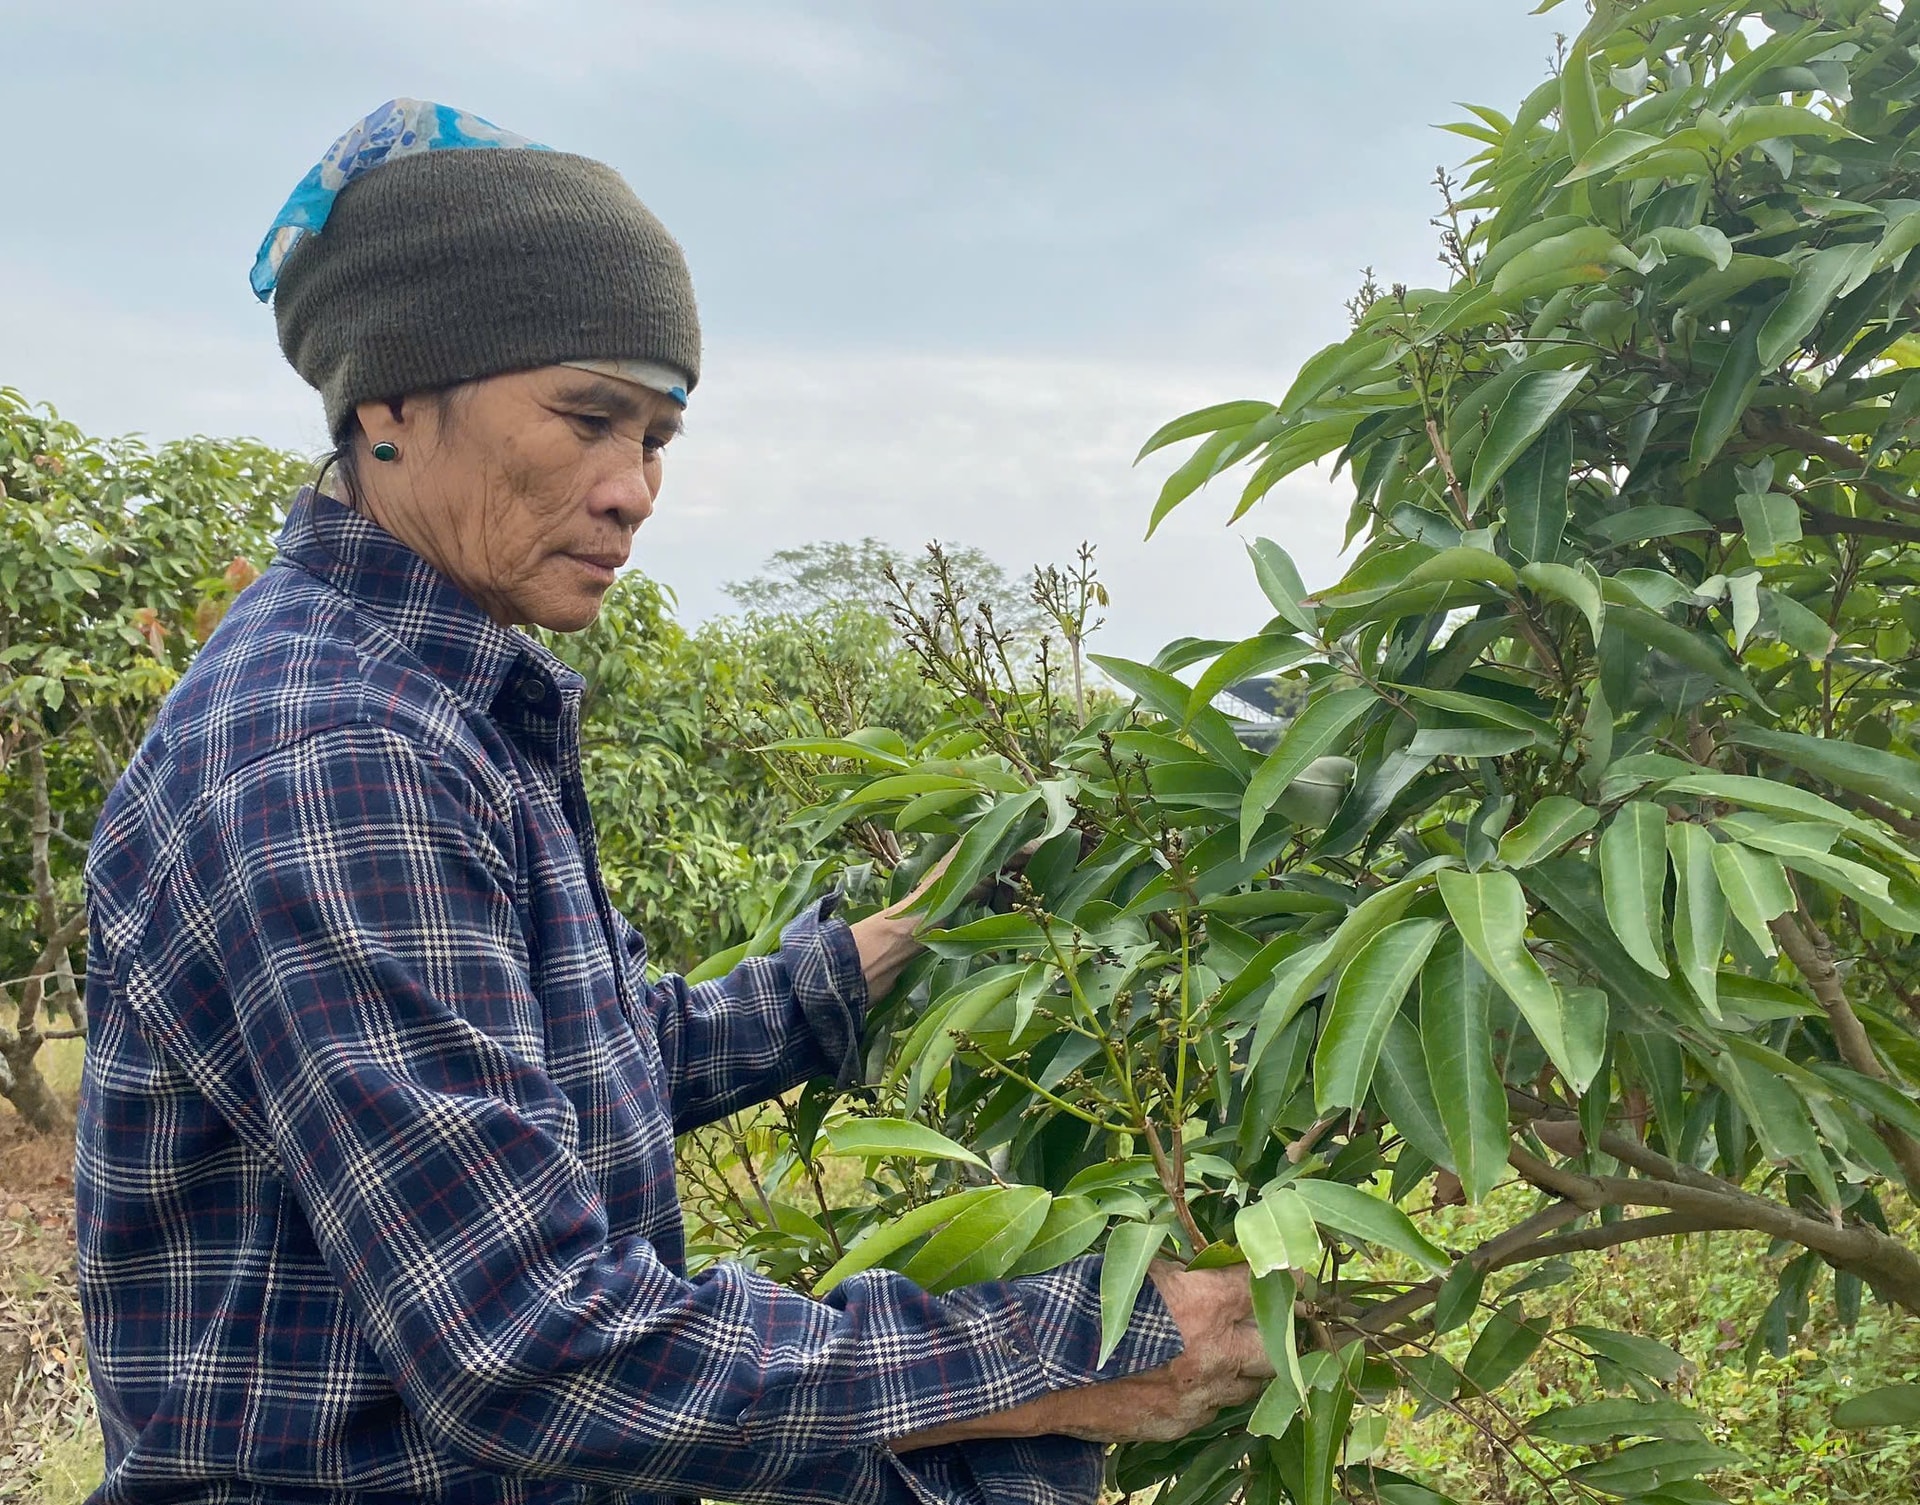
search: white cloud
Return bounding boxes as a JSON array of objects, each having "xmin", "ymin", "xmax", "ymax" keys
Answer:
[{"xmin": 648, "ymin": 344, "xmax": 1355, "ymax": 661}]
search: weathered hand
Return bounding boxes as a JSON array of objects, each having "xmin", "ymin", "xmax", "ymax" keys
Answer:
[{"xmin": 890, "ymin": 1260, "xmax": 1272, "ymax": 1452}]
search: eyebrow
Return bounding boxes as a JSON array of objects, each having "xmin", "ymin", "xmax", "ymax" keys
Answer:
[{"xmin": 553, "ymin": 377, "xmax": 685, "ymax": 435}]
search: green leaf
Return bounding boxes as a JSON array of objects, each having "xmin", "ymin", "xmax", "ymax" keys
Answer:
[
  {"xmin": 1091, "ymin": 654, "xmax": 1255, "ymax": 774},
  {"xmin": 1563, "ymin": 1324, "xmax": 1688, "ymax": 1381},
  {"xmin": 1528, "ymin": 1397, "xmax": 1706, "ymax": 1446},
  {"xmin": 1239, "ymin": 685, "xmax": 1378, "ymax": 856},
  {"xmin": 1833, "ymin": 1383, "xmax": 1920, "ymax": 1429},
  {"xmin": 1499, "ymin": 797, "xmax": 1600, "ymax": 868},
  {"xmin": 1489, "ymin": 228, "xmax": 1625, "ymax": 298},
  {"xmin": 900, "ymin": 1186, "xmax": 1051, "ymax": 1293},
  {"xmin": 1315, "ymin": 918, "xmax": 1446, "ymax": 1113},
  {"xmin": 1462, "ymin": 1302, "xmax": 1548, "ymax": 1395},
  {"xmin": 1421, "ymin": 934, "xmax": 1510, "ymax": 1203},
  {"xmin": 1434, "ymin": 1258, "xmax": 1486, "ymax": 1335},
  {"xmin": 1467, "ymin": 367, "xmax": 1591, "ymax": 516},
  {"xmin": 811, "ymin": 1187, "xmax": 1001, "ymax": 1294},
  {"xmin": 1639, "ymin": 224, "xmax": 1733, "ymax": 272},
  {"xmin": 1502, "ymin": 417, "xmax": 1572, "ymax": 564},
  {"xmin": 1185, "ymin": 633, "xmax": 1313, "ymax": 726},
  {"xmin": 1518, "ymin": 561, "xmax": 1604, "ymax": 641},
  {"xmin": 1663, "ymin": 773, "xmax": 1911, "ymax": 864},
  {"xmin": 1710, "ymin": 842, "xmax": 1791, "ymax": 957},
  {"xmin": 1373, "ymin": 1013, "xmax": 1457, "ymax": 1173},
  {"xmin": 1726, "ymin": 725, "xmax": 1920, "ymax": 815},
  {"xmin": 1437, "ymin": 867, "xmax": 1600, "ymax": 1094},
  {"xmin": 1136, "ymin": 399, "xmax": 1278, "ymax": 463},
  {"xmin": 1251, "ymin": 1268, "xmax": 1308, "ymax": 1427},
  {"xmin": 1763, "ymin": 588, "xmax": 1837, "ymax": 661},
  {"xmin": 1248, "ymin": 538, "xmax": 1318, "ymax": 635},
  {"xmin": 1601, "ymin": 802, "xmax": 1670, "ymax": 977},
  {"xmin": 1758, "ymin": 244, "xmax": 1875, "ymax": 369},
  {"xmin": 1007, "ymin": 1195, "xmax": 1107, "ymax": 1276},
  {"xmin": 1666, "ymin": 823, "xmax": 1727, "ymax": 1019},
  {"xmin": 822, "ymin": 1117, "xmax": 990, "ymax": 1169},
  {"xmin": 1290, "ymin": 1179, "xmax": 1449, "ymax": 1273},
  {"xmin": 1605, "ymin": 600, "xmax": 1771, "ymax": 709},
  {"xmin": 1735, "ymin": 489, "xmax": 1802, "ymax": 561},
  {"xmin": 1558, "ymin": 128, "xmax": 1664, "ymax": 184},
  {"xmin": 1099, "ymin": 1221, "xmax": 1168, "ymax": 1366},
  {"xmin": 906, "ymin": 790, "xmax": 1042, "ymax": 921},
  {"xmin": 1689, "ymin": 307, "xmax": 1765, "ymax": 472},
  {"xmin": 1568, "ymin": 1441, "xmax": 1743, "ymax": 1498},
  {"xmin": 1393, "ymin": 684, "xmax": 1555, "ymax": 739},
  {"xmin": 1236, "ymin": 1188, "xmax": 1323, "ymax": 1277}
]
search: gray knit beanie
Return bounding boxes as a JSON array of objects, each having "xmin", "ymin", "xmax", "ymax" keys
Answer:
[{"xmin": 270, "ymin": 147, "xmax": 701, "ymax": 436}]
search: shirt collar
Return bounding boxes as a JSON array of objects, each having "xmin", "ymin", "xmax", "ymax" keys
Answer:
[{"xmin": 274, "ymin": 486, "xmax": 581, "ymax": 716}]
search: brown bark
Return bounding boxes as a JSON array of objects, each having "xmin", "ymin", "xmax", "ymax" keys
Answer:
[{"xmin": 1771, "ymin": 907, "xmax": 1920, "ymax": 1193}]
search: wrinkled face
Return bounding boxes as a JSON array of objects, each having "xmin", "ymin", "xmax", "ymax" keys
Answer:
[{"xmin": 352, "ymin": 366, "xmax": 683, "ymax": 631}]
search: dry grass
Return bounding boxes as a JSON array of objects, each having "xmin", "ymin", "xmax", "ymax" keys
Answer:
[{"xmin": 0, "ymin": 1069, "xmax": 101, "ymax": 1505}]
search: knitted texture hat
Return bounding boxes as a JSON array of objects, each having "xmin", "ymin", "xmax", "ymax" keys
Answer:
[{"xmin": 271, "ymin": 148, "xmax": 701, "ymax": 436}]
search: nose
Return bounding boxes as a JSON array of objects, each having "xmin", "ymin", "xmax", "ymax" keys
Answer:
[{"xmin": 593, "ymin": 454, "xmax": 656, "ymax": 533}]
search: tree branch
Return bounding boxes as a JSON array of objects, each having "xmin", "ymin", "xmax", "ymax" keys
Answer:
[{"xmin": 1772, "ymin": 906, "xmax": 1920, "ymax": 1192}]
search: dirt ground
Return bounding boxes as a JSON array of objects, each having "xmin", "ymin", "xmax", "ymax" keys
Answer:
[{"xmin": 0, "ymin": 1109, "xmax": 102, "ymax": 1504}]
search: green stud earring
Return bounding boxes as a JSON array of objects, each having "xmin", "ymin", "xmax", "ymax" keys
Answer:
[{"xmin": 370, "ymin": 441, "xmax": 400, "ymax": 462}]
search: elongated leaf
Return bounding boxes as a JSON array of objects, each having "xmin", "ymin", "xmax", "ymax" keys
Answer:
[
  {"xmin": 1711, "ymin": 842, "xmax": 1791, "ymax": 956},
  {"xmin": 907, "ymin": 790, "xmax": 1042, "ymax": 921},
  {"xmin": 1438, "ymin": 867, "xmax": 1599, "ymax": 1094},
  {"xmin": 1605, "ymin": 600, "xmax": 1770, "ymax": 708},
  {"xmin": 1185, "ymin": 633, "xmax": 1313, "ymax": 725},
  {"xmin": 1501, "ymin": 418, "xmax": 1572, "ymax": 563},
  {"xmin": 1099, "ymin": 1221, "xmax": 1168, "ymax": 1366},
  {"xmin": 1664, "ymin": 773, "xmax": 1912, "ymax": 863},
  {"xmin": 1690, "ymin": 307, "xmax": 1765, "ymax": 470},
  {"xmin": 1834, "ymin": 1383, "xmax": 1920, "ymax": 1429},
  {"xmin": 1240, "ymin": 685, "xmax": 1378, "ymax": 855},
  {"xmin": 1666, "ymin": 823, "xmax": 1727, "ymax": 1019},
  {"xmin": 1558, "ymin": 127, "xmax": 1664, "ymax": 184},
  {"xmin": 1468, "ymin": 367, "xmax": 1591, "ymax": 515},
  {"xmin": 1248, "ymin": 538, "xmax": 1318, "ymax": 635},
  {"xmin": 1529, "ymin": 1397, "xmax": 1706, "ymax": 1446},
  {"xmin": 1422, "ymin": 934, "xmax": 1509, "ymax": 1203},
  {"xmin": 812, "ymin": 1187, "xmax": 1000, "ymax": 1294},
  {"xmin": 1434, "ymin": 1258, "xmax": 1486, "ymax": 1335},
  {"xmin": 1091, "ymin": 654, "xmax": 1255, "ymax": 774},
  {"xmin": 1291, "ymin": 1179, "xmax": 1449, "ymax": 1272},
  {"xmin": 1601, "ymin": 802, "xmax": 1670, "ymax": 977},
  {"xmin": 1569, "ymin": 1441, "xmax": 1743, "ymax": 1497},
  {"xmin": 901, "ymin": 1186, "xmax": 1051, "ymax": 1292},
  {"xmin": 1758, "ymin": 243, "xmax": 1874, "ymax": 368},
  {"xmin": 1315, "ymin": 918, "xmax": 1445, "ymax": 1112},
  {"xmin": 1136, "ymin": 399, "xmax": 1278, "ymax": 463},
  {"xmin": 1518, "ymin": 561, "xmax": 1604, "ymax": 641},
  {"xmin": 1499, "ymin": 796, "xmax": 1600, "ymax": 868},
  {"xmin": 822, "ymin": 1117, "xmax": 989, "ymax": 1169},
  {"xmin": 1463, "ymin": 1302, "xmax": 1548, "ymax": 1395},
  {"xmin": 1007, "ymin": 1195, "xmax": 1107, "ymax": 1276},
  {"xmin": 1374, "ymin": 1012, "xmax": 1456, "ymax": 1172},
  {"xmin": 1251, "ymin": 1268, "xmax": 1307, "ymax": 1431},
  {"xmin": 1237, "ymin": 1188, "xmax": 1323, "ymax": 1277},
  {"xmin": 1490, "ymin": 229, "xmax": 1621, "ymax": 297},
  {"xmin": 1727, "ymin": 725, "xmax": 1920, "ymax": 814},
  {"xmin": 1564, "ymin": 1324, "xmax": 1687, "ymax": 1380}
]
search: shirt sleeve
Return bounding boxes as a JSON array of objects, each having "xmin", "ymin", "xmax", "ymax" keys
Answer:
[
  {"xmin": 205, "ymin": 722, "xmax": 1183, "ymax": 1504},
  {"xmin": 621, "ymin": 896, "xmax": 870, "ymax": 1134}
]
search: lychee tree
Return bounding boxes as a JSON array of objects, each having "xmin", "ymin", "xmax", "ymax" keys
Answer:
[{"xmin": 703, "ymin": 4, "xmax": 1920, "ymax": 1501}]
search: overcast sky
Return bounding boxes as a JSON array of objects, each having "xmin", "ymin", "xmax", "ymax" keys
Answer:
[{"xmin": 4, "ymin": 0, "xmax": 1565, "ymax": 660}]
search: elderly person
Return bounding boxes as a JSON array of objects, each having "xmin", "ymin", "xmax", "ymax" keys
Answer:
[{"xmin": 76, "ymin": 101, "xmax": 1268, "ymax": 1505}]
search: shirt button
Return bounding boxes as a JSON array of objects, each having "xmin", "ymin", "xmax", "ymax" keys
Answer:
[{"xmin": 519, "ymin": 677, "xmax": 549, "ymax": 707}]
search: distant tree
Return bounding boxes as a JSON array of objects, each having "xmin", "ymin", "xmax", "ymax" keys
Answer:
[{"xmin": 724, "ymin": 536, "xmax": 1051, "ymax": 644}]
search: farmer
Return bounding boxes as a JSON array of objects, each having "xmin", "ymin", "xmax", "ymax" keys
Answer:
[{"xmin": 75, "ymin": 101, "xmax": 1270, "ymax": 1505}]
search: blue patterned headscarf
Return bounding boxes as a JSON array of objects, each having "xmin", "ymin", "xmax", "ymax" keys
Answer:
[{"xmin": 251, "ymin": 99, "xmax": 548, "ymax": 303}]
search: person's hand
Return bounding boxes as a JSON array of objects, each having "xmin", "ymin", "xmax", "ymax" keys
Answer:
[
  {"xmin": 847, "ymin": 844, "xmax": 958, "ymax": 1001},
  {"xmin": 889, "ymin": 1260, "xmax": 1273, "ymax": 1452}
]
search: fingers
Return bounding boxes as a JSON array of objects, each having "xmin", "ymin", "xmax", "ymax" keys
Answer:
[{"xmin": 1227, "ymin": 1317, "xmax": 1276, "ymax": 1379}]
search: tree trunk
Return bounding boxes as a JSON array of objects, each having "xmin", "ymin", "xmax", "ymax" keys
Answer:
[{"xmin": 0, "ymin": 1027, "xmax": 72, "ymax": 1134}]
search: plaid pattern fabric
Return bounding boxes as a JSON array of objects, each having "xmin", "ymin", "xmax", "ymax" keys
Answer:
[{"xmin": 77, "ymin": 489, "xmax": 1184, "ymax": 1505}]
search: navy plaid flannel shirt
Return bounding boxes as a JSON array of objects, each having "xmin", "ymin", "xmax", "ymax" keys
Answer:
[{"xmin": 77, "ymin": 488, "xmax": 1183, "ymax": 1505}]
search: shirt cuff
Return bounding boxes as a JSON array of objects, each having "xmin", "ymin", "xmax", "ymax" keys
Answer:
[{"xmin": 781, "ymin": 891, "xmax": 871, "ymax": 1087}]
